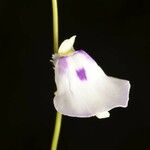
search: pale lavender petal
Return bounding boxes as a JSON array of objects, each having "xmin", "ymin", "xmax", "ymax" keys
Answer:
[
  {"xmin": 58, "ymin": 57, "xmax": 68, "ymax": 73},
  {"xmin": 75, "ymin": 50, "xmax": 95, "ymax": 62}
]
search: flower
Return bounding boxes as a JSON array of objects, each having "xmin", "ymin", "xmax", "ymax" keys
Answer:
[{"xmin": 52, "ymin": 36, "xmax": 130, "ymax": 119}]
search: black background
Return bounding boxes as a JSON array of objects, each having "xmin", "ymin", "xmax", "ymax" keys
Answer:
[{"xmin": 2, "ymin": 0, "xmax": 150, "ymax": 150}]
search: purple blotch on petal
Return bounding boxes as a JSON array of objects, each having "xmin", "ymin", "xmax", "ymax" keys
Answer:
[
  {"xmin": 58, "ymin": 57, "xmax": 68, "ymax": 73},
  {"xmin": 76, "ymin": 68, "xmax": 87, "ymax": 81}
]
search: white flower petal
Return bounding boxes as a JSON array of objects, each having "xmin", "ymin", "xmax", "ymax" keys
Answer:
[{"xmin": 53, "ymin": 50, "xmax": 130, "ymax": 118}]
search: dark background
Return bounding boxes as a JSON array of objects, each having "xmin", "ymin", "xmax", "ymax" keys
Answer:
[{"xmin": 1, "ymin": 0, "xmax": 150, "ymax": 149}]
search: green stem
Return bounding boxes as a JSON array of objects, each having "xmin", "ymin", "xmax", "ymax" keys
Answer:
[
  {"xmin": 51, "ymin": 112, "xmax": 62, "ymax": 150},
  {"xmin": 52, "ymin": 0, "xmax": 58, "ymax": 52},
  {"xmin": 51, "ymin": 0, "xmax": 62, "ymax": 150}
]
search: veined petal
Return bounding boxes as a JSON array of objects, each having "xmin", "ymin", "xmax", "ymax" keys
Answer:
[{"xmin": 53, "ymin": 50, "xmax": 130, "ymax": 118}]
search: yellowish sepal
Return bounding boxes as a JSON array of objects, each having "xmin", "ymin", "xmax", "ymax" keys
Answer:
[
  {"xmin": 58, "ymin": 49, "xmax": 75, "ymax": 56},
  {"xmin": 58, "ymin": 35, "xmax": 76, "ymax": 56}
]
